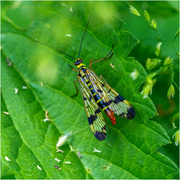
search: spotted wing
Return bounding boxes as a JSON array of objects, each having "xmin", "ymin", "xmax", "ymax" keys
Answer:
[
  {"xmin": 78, "ymin": 76, "xmax": 107, "ymax": 140},
  {"xmin": 86, "ymin": 69, "xmax": 135, "ymax": 119}
]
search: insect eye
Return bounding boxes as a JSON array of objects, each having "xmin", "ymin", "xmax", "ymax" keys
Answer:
[{"xmin": 74, "ymin": 59, "xmax": 83, "ymax": 66}]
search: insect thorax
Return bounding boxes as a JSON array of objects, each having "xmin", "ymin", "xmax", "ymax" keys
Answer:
[{"xmin": 78, "ymin": 66, "xmax": 87, "ymax": 77}]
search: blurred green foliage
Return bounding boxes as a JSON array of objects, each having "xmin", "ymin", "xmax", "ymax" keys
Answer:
[
  {"xmin": 1, "ymin": 1, "xmax": 179, "ymax": 179},
  {"xmin": 121, "ymin": 1, "xmax": 179, "ymax": 168}
]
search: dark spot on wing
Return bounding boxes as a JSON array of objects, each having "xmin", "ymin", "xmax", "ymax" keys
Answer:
[
  {"xmin": 127, "ymin": 107, "xmax": 135, "ymax": 119},
  {"xmin": 95, "ymin": 108, "xmax": 101, "ymax": 114},
  {"xmin": 118, "ymin": 95, "xmax": 125, "ymax": 101},
  {"xmin": 87, "ymin": 108, "xmax": 101, "ymax": 125},
  {"xmin": 119, "ymin": 112, "xmax": 125, "ymax": 117},
  {"xmin": 88, "ymin": 115, "xmax": 97, "ymax": 125},
  {"xmin": 105, "ymin": 100, "xmax": 113, "ymax": 106},
  {"xmin": 94, "ymin": 129, "xmax": 106, "ymax": 140},
  {"xmin": 114, "ymin": 95, "xmax": 124, "ymax": 104}
]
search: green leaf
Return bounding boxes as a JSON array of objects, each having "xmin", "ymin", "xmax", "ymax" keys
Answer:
[
  {"xmin": 129, "ymin": 5, "xmax": 141, "ymax": 17},
  {"xmin": 155, "ymin": 42, "xmax": 162, "ymax": 57},
  {"xmin": 1, "ymin": 1, "xmax": 179, "ymax": 179},
  {"xmin": 172, "ymin": 28, "xmax": 180, "ymax": 43},
  {"xmin": 146, "ymin": 58, "xmax": 161, "ymax": 71},
  {"xmin": 150, "ymin": 19, "xmax": 157, "ymax": 29},
  {"xmin": 167, "ymin": 84, "xmax": 175, "ymax": 99},
  {"xmin": 144, "ymin": 10, "xmax": 150, "ymax": 22}
]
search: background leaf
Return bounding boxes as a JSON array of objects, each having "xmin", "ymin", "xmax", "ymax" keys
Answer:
[
  {"xmin": 1, "ymin": 1, "xmax": 179, "ymax": 179},
  {"xmin": 122, "ymin": 1, "xmax": 179, "ymax": 173}
]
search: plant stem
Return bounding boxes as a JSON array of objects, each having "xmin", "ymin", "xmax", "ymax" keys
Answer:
[{"xmin": 172, "ymin": 80, "xmax": 180, "ymax": 91}]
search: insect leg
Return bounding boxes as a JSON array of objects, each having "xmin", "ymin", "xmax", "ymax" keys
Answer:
[
  {"xmin": 71, "ymin": 80, "xmax": 79, "ymax": 97},
  {"xmin": 68, "ymin": 65, "xmax": 79, "ymax": 97},
  {"xmin": 99, "ymin": 75, "xmax": 111, "ymax": 86},
  {"xmin": 68, "ymin": 64, "xmax": 78, "ymax": 72},
  {"xmin": 89, "ymin": 44, "xmax": 114, "ymax": 70}
]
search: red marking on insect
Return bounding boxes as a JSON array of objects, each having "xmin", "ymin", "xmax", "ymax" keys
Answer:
[{"xmin": 105, "ymin": 109, "xmax": 116, "ymax": 125}]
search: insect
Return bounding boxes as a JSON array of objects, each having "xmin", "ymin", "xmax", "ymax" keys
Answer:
[
  {"xmin": 34, "ymin": 17, "xmax": 135, "ymax": 140},
  {"xmin": 73, "ymin": 58, "xmax": 135, "ymax": 140}
]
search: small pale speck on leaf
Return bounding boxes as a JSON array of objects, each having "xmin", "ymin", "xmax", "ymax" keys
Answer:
[
  {"xmin": 43, "ymin": 118, "xmax": 51, "ymax": 122},
  {"xmin": 56, "ymin": 132, "xmax": 72, "ymax": 148},
  {"xmin": 109, "ymin": 63, "xmax": 115, "ymax": 68},
  {"xmin": 3, "ymin": 111, "xmax": 10, "ymax": 115},
  {"xmin": 56, "ymin": 148, "xmax": 64, "ymax": 153},
  {"xmin": 55, "ymin": 158, "xmax": 61, "ymax": 163},
  {"xmin": 22, "ymin": 86, "xmax": 27, "ymax": 89},
  {"xmin": 130, "ymin": 69, "xmax": 139, "ymax": 80},
  {"xmin": 15, "ymin": 88, "xmax": 19, "ymax": 94},
  {"xmin": 93, "ymin": 147, "xmax": 101, "ymax": 153},
  {"xmin": 69, "ymin": 145, "xmax": 74, "ymax": 151},
  {"xmin": 37, "ymin": 165, "xmax": 42, "ymax": 170},
  {"xmin": 5, "ymin": 156, "xmax": 11, "ymax": 161},
  {"xmin": 64, "ymin": 161, "xmax": 71, "ymax": 164},
  {"xmin": 66, "ymin": 34, "xmax": 72, "ymax": 37}
]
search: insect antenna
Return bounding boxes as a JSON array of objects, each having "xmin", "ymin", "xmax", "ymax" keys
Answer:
[
  {"xmin": 78, "ymin": 15, "xmax": 91, "ymax": 58},
  {"xmin": 31, "ymin": 40, "xmax": 75, "ymax": 60}
]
